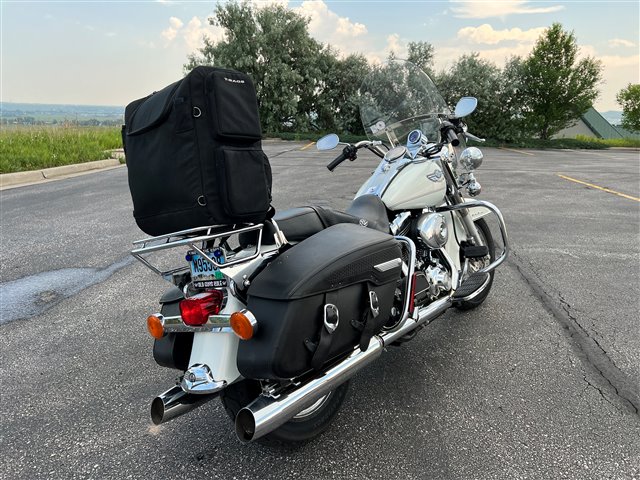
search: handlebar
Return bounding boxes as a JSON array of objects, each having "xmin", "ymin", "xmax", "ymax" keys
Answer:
[
  {"xmin": 446, "ymin": 129, "xmax": 460, "ymax": 147},
  {"xmin": 464, "ymin": 131, "xmax": 485, "ymax": 143},
  {"xmin": 327, "ymin": 150, "xmax": 350, "ymax": 171},
  {"xmin": 326, "ymin": 141, "xmax": 382, "ymax": 171}
]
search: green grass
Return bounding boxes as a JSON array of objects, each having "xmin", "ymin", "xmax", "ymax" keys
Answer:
[
  {"xmin": 574, "ymin": 135, "xmax": 640, "ymax": 148},
  {"xmin": 0, "ymin": 126, "xmax": 122, "ymax": 174},
  {"xmin": 467, "ymin": 135, "xmax": 640, "ymax": 150},
  {"xmin": 469, "ymin": 137, "xmax": 608, "ymax": 149}
]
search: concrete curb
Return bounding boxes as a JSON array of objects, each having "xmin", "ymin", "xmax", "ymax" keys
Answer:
[{"xmin": 1, "ymin": 152, "xmax": 124, "ymax": 189}]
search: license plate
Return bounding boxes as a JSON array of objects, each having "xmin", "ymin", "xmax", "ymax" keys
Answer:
[{"xmin": 188, "ymin": 250, "xmax": 228, "ymax": 289}]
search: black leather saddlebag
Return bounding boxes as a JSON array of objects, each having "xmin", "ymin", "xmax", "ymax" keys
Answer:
[
  {"xmin": 122, "ymin": 66, "xmax": 272, "ymax": 236},
  {"xmin": 237, "ymin": 224, "xmax": 404, "ymax": 380}
]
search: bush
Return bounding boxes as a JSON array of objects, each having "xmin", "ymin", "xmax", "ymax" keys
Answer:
[
  {"xmin": 574, "ymin": 134, "xmax": 640, "ymax": 148},
  {"xmin": 265, "ymin": 131, "xmax": 365, "ymax": 144},
  {"xmin": 468, "ymin": 137, "xmax": 609, "ymax": 149}
]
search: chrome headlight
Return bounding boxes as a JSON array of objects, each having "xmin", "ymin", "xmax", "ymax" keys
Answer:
[{"xmin": 459, "ymin": 147, "xmax": 483, "ymax": 171}]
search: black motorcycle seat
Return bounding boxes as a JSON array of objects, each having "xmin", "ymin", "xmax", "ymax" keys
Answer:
[
  {"xmin": 346, "ymin": 194, "xmax": 390, "ymax": 233},
  {"xmin": 240, "ymin": 195, "xmax": 389, "ymax": 247}
]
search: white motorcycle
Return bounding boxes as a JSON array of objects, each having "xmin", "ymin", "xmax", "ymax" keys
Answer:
[{"xmin": 132, "ymin": 60, "xmax": 509, "ymax": 446}]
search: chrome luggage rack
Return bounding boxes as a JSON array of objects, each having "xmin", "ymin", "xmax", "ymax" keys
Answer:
[{"xmin": 131, "ymin": 223, "xmax": 264, "ymax": 282}]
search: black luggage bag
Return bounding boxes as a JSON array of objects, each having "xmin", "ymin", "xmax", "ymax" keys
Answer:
[
  {"xmin": 237, "ymin": 224, "xmax": 404, "ymax": 380},
  {"xmin": 122, "ymin": 66, "xmax": 272, "ymax": 236}
]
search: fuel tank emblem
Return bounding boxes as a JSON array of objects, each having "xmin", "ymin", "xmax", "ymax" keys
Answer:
[
  {"xmin": 359, "ymin": 218, "xmax": 369, "ymax": 227},
  {"xmin": 426, "ymin": 170, "xmax": 444, "ymax": 182}
]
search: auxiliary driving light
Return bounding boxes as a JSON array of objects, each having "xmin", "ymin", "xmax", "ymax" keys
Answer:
[
  {"xmin": 230, "ymin": 310, "xmax": 258, "ymax": 340},
  {"xmin": 147, "ymin": 314, "xmax": 165, "ymax": 339}
]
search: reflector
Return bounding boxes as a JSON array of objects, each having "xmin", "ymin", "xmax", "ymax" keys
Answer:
[
  {"xmin": 180, "ymin": 291, "xmax": 224, "ymax": 326},
  {"xmin": 230, "ymin": 310, "xmax": 258, "ymax": 340},
  {"xmin": 408, "ymin": 272, "xmax": 418, "ymax": 316},
  {"xmin": 147, "ymin": 315, "xmax": 165, "ymax": 339}
]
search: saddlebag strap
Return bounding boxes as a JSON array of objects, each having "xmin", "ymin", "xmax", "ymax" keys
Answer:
[
  {"xmin": 309, "ymin": 291, "xmax": 340, "ymax": 370},
  {"xmin": 353, "ymin": 283, "xmax": 380, "ymax": 352}
]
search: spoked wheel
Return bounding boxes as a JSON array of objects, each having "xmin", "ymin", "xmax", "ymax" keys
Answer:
[
  {"xmin": 454, "ymin": 218, "xmax": 495, "ymax": 310},
  {"xmin": 220, "ymin": 379, "xmax": 350, "ymax": 447}
]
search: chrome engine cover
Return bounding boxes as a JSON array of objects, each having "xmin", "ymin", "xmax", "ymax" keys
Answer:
[
  {"xmin": 425, "ymin": 264, "xmax": 451, "ymax": 299},
  {"xmin": 417, "ymin": 213, "xmax": 448, "ymax": 249}
]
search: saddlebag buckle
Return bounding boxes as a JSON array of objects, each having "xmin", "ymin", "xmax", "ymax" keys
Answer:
[{"xmin": 323, "ymin": 303, "xmax": 339, "ymax": 334}]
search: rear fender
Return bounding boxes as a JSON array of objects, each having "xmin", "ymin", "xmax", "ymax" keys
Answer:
[
  {"xmin": 187, "ymin": 292, "xmax": 243, "ymax": 385},
  {"xmin": 154, "ymin": 286, "xmax": 243, "ymax": 386}
]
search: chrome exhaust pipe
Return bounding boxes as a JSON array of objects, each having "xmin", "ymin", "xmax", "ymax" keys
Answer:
[
  {"xmin": 150, "ymin": 385, "xmax": 219, "ymax": 425},
  {"xmin": 235, "ymin": 296, "xmax": 452, "ymax": 442}
]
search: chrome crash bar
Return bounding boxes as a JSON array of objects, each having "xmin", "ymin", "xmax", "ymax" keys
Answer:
[{"xmin": 436, "ymin": 199, "xmax": 509, "ymax": 274}]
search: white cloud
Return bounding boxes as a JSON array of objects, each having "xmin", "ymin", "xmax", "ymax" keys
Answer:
[
  {"xmin": 457, "ymin": 24, "xmax": 546, "ymax": 45},
  {"xmin": 599, "ymin": 54, "xmax": 639, "ymax": 69},
  {"xmin": 608, "ymin": 38, "xmax": 635, "ymax": 48},
  {"xmin": 183, "ymin": 16, "xmax": 219, "ymax": 51},
  {"xmin": 161, "ymin": 16, "xmax": 225, "ymax": 51},
  {"xmin": 161, "ymin": 16, "xmax": 183, "ymax": 43},
  {"xmin": 169, "ymin": 17, "xmax": 183, "ymax": 29},
  {"xmin": 450, "ymin": 0, "xmax": 564, "ymax": 19},
  {"xmin": 433, "ymin": 43, "xmax": 535, "ymax": 72},
  {"xmin": 105, "ymin": 32, "xmax": 117, "ymax": 38},
  {"xmin": 293, "ymin": 0, "xmax": 407, "ymax": 63},
  {"xmin": 295, "ymin": 0, "xmax": 367, "ymax": 54},
  {"xmin": 384, "ymin": 33, "xmax": 408, "ymax": 60},
  {"xmin": 249, "ymin": 0, "xmax": 289, "ymax": 7}
]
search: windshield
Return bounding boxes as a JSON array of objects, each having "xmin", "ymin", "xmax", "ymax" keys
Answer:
[{"xmin": 359, "ymin": 60, "xmax": 450, "ymax": 146}]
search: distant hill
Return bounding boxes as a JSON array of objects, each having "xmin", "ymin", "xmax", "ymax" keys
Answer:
[
  {"xmin": 1, "ymin": 102, "xmax": 123, "ymax": 118},
  {"xmin": 1, "ymin": 102, "xmax": 124, "ymax": 126},
  {"xmin": 600, "ymin": 110, "xmax": 623, "ymax": 126}
]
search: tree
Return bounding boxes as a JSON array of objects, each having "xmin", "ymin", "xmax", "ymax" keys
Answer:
[
  {"xmin": 314, "ymin": 51, "xmax": 371, "ymax": 134},
  {"xmin": 616, "ymin": 84, "xmax": 640, "ymax": 132},
  {"xmin": 185, "ymin": 1, "xmax": 324, "ymax": 132},
  {"xmin": 436, "ymin": 53, "xmax": 524, "ymax": 142},
  {"xmin": 407, "ymin": 41, "xmax": 435, "ymax": 78},
  {"xmin": 518, "ymin": 23, "xmax": 602, "ymax": 139}
]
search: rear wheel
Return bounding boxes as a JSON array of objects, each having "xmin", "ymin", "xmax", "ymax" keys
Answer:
[
  {"xmin": 220, "ymin": 379, "xmax": 350, "ymax": 447},
  {"xmin": 454, "ymin": 218, "xmax": 495, "ymax": 310}
]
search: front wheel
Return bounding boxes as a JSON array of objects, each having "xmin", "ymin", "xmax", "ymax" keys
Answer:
[
  {"xmin": 454, "ymin": 218, "xmax": 495, "ymax": 310},
  {"xmin": 220, "ymin": 379, "xmax": 350, "ymax": 447}
]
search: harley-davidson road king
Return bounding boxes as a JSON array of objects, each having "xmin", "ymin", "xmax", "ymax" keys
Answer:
[{"xmin": 129, "ymin": 60, "xmax": 509, "ymax": 446}]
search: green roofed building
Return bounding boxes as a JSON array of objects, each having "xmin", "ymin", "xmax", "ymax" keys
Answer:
[{"xmin": 554, "ymin": 107, "xmax": 640, "ymax": 140}]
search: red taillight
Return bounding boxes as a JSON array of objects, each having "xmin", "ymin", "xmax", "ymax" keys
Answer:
[
  {"xmin": 179, "ymin": 291, "xmax": 224, "ymax": 326},
  {"xmin": 408, "ymin": 273, "xmax": 418, "ymax": 316}
]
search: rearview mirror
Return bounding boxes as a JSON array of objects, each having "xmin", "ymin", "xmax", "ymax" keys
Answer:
[
  {"xmin": 454, "ymin": 97, "xmax": 477, "ymax": 118},
  {"xmin": 316, "ymin": 133, "xmax": 339, "ymax": 151}
]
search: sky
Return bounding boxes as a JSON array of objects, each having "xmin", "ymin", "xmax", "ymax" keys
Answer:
[{"xmin": 1, "ymin": 0, "xmax": 638, "ymax": 111}]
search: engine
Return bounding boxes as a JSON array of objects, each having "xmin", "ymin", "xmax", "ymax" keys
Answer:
[
  {"xmin": 414, "ymin": 212, "xmax": 453, "ymax": 304},
  {"xmin": 389, "ymin": 210, "xmax": 454, "ymax": 307}
]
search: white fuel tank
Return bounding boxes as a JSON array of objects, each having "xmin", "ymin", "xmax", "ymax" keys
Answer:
[{"xmin": 381, "ymin": 160, "xmax": 447, "ymax": 210}]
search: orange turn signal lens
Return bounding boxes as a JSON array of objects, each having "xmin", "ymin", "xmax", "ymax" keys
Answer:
[
  {"xmin": 230, "ymin": 310, "xmax": 258, "ymax": 340},
  {"xmin": 146, "ymin": 314, "xmax": 165, "ymax": 339}
]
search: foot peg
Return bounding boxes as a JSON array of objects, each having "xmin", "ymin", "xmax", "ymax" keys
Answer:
[{"xmin": 461, "ymin": 244, "xmax": 489, "ymax": 258}]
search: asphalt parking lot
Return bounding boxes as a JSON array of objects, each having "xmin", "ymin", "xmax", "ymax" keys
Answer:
[{"xmin": 1, "ymin": 141, "xmax": 639, "ymax": 479}]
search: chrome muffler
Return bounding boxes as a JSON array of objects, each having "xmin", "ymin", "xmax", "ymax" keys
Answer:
[
  {"xmin": 150, "ymin": 385, "xmax": 219, "ymax": 425},
  {"xmin": 235, "ymin": 297, "xmax": 452, "ymax": 442}
]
